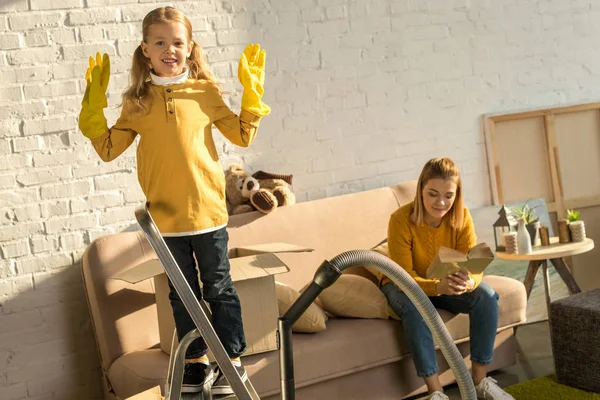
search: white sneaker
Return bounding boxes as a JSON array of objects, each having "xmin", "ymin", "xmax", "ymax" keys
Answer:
[
  {"xmin": 426, "ymin": 391, "xmax": 449, "ymax": 400},
  {"xmin": 475, "ymin": 377, "xmax": 515, "ymax": 399}
]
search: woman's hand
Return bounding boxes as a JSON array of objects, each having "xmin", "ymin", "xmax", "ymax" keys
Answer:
[{"xmin": 436, "ymin": 271, "xmax": 475, "ymax": 296}]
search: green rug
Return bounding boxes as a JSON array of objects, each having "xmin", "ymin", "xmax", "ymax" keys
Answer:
[{"xmin": 505, "ymin": 375, "xmax": 600, "ymax": 399}]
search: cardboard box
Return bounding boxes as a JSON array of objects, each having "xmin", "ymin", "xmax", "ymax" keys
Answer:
[{"xmin": 112, "ymin": 242, "xmax": 312, "ymax": 357}]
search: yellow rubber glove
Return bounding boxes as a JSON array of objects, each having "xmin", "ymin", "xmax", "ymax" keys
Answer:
[
  {"xmin": 238, "ymin": 44, "xmax": 271, "ymax": 117},
  {"xmin": 79, "ymin": 52, "xmax": 110, "ymax": 139}
]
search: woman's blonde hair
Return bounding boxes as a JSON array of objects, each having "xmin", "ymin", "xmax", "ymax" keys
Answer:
[
  {"xmin": 411, "ymin": 157, "xmax": 464, "ymax": 229},
  {"xmin": 122, "ymin": 6, "xmax": 221, "ymax": 115}
]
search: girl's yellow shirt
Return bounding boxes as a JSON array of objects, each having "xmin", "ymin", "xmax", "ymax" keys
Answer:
[{"xmin": 91, "ymin": 79, "xmax": 262, "ymax": 234}]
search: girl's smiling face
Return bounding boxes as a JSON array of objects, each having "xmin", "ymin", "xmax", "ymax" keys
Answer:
[{"xmin": 141, "ymin": 21, "xmax": 192, "ymax": 77}]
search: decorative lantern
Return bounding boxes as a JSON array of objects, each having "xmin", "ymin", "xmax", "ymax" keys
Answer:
[{"xmin": 493, "ymin": 205, "xmax": 516, "ymax": 252}]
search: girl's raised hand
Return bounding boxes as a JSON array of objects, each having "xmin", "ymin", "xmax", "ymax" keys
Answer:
[{"xmin": 238, "ymin": 44, "xmax": 271, "ymax": 117}]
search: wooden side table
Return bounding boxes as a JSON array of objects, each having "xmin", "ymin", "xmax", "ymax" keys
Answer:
[{"xmin": 496, "ymin": 237, "xmax": 594, "ymax": 312}]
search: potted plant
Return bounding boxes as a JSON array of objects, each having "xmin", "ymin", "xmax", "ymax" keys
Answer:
[
  {"xmin": 567, "ymin": 209, "xmax": 586, "ymax": 242},
  {"xmin": 510, "ymin": 202, "xmax": 540, "ymax": 246}
]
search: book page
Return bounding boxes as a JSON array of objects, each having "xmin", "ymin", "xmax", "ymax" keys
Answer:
[{"xmin": 467, "ymin": 242, "xmax": 494, "ymax": 259}]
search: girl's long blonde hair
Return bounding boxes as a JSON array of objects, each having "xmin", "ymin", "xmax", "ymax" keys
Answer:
[
  {"xmin": 411, "ymin": 157, "xmax": 465, "ymax": 229},
  {"xmin": 122, "ymin": 6, "xmax": 221, "ymax": 115}
]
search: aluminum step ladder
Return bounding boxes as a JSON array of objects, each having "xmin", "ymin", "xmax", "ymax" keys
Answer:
[{"xmin": 135, "ymin": 207, "xmax": 260, "ymax": 400}]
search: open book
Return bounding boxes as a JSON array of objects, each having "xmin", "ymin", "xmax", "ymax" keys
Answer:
[{"xmin": 425, "ymin": 243, "xmax": 494, "ymax": 280}]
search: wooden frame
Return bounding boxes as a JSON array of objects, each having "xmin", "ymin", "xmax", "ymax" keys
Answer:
[{"xmin": 484, "ymin": 102, "xmax": 600, "ymax": 219}]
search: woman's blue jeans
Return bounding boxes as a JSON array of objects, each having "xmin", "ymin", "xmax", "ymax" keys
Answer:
[{"xmin": 381, "ymin": 281, "xmax": 499, "ymax": 378}]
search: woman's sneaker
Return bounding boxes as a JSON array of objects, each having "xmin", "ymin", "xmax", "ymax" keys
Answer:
[
  {"xmin": 475, "ymin": 377, "xmax": 515, "ymax": 399},
  {"xmin": 182, "ymin": 362, "xmax": 214, "ymax": 393},
  {"xmin": 211, "ymin": 365, "xmax": 248, "ymax": 396},
  {"xmin": 426, "ymin": 391, "xmax": 449, "ymax": 400}
]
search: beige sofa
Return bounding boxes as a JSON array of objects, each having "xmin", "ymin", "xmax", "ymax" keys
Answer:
[{"xmin": 82, "ymin": 181, "xmax": 527, "ymax": 400}]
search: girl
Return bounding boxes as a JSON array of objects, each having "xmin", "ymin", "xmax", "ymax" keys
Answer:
[
  {"xmin": 78, "ymin": 6, "xmax": 270, "ymax": 396},
  {"xmin": 381, "ymin": 158, "xmax": 514, "ymax": 400}
]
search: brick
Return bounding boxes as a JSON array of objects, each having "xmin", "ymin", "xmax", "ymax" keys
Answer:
[
  {"xmin": 24, "ymin": 80, "xmax": 78, "ymax": 99},
  {"xmin": 59, "ymin": 232, "xmax": 86, "ymax": 250},
  {"xmin": 48, "ymin": 28, "xmax": 77, "ymax": 45},
  {"xmin": 23, "ymin": 31, "xmax": 49, "ymax": 47},
  {"xmin": 67, "ymin": 8, "xmax": 118, "ymax": 25},
  {"xmin": 0, "ymin": 260, "xmax": 14, "ymax": 278},
  {"xmin": 70, "ymin": 193, "xmax": 122, "ymax": 213},
  {"xmin": 24, "ymin": 116, "xmax": 77, "ymax": 135},
  {"xmin": 0, "ymin": 17, "xmax": 6, "ymax": 30},
  {"xmin": 0, "ymin": 278, "xmax": 11, "ymax": 295},
  {"xmin": 8, "ymin": 12, "xmax": 62, "ymax": 31},
  {"xmin": 45, "ymin": 132, "xmax": 71, "ymax": 150},
  {"xmin": 104, "ymin": 23, "xmax": 137, "ymax": 40},
  {"xmin": 40, "ymin": 180, "xmax": 91, "ymax": 200},
  {"xmin": 0, "ymin": 118, "xmax": 21, "ymax": 137},
  {"xmin": 15, "ymin": 253, "xmax": 72, "ymax": 274},
  {"xmin": 13, "ymin": 65, "xmax": 51, "ymax": 82},
  {"xmin": 31, "ymin": 0, "xmax": 82, "ymax": 10},
  {"xmin": 0, "ymin": 101, "xmax": 46, "ymax": 119},
  {"xmin": 46, "ymin": 96, "xmax": 81, "ymax": 116},
  {"xmin": 0, "ymin": 139, "xmax": 10, "ymax": 155},
  {"xmin": 0, "ymin": 154, "xmax": 30, "ymax": 171},
  {"xmin": 94, "ymin": 172, "xmax": 138, "ymax": 191},
  {"xmin": 405, "ymin": 25, "xmax": 450, "ymax": 40},
  {"xmin": 120, "ymin": 4, "xmax": 159, "ymax": 22},
  {"xmin": 0, "ymin": 0, "xmax": 28, "ymax": 12},
  {"xmin": 0, "ymin": 383, "xmax": 27, "ymax": 400},
  {"xmin": 116, "ymin": 38, "xmax": 139, "ymax": 56},
  {"xmin": 0, "ymin": 33, "xmax": 20, "ymax": 50},
  {"xmin": 31, "ymin": 236, "xmax": 59, "ymax": 254},
  {"xmin": 1, "ymin": 240, "xmax": 30, "ymax": 258},
  {"xmin": 12, "ymin": 136, "xmax": 42, "ymax": 153},
  {"xmin": 33, "ymin": 150, "xmax": 79, "ymax": 168},
  {"xmin": 40, "ymin": 200, "xmax": 70, "ymax": 218},
  {"xmin": 16, "ymin": 166, "xmax": 71, "ymax": 187},
  {"xmin": 0, "ymin": 188, "xmax": 38, "ymax": 209},
  {"xmin": 62, "ymin": 43, "xmax": 116, "ymax": 61},
  {"xmin": 98, "ymin": 205, "xmax": 136, "ymax": 225},
  {"xmin": 79, "ymin": 25, "xmax": 105, "ymax": 42},
  {"xmin": 44, "ymin": 214, "xmax": 96, "ymax": 234},
  {"xmin": 0, "ymin": 222, "xmax": 44, "ymax": 241},
  {"xmin": 195, "ymin": 32, "xmax": 217, "ymax": 48},
  {"xmin": 13, "ymin": 204, "xmax": 42, "ymax": 222},
  {"xmin": 0, "ymin": 86, "xmax": 22, "ymax": 103},
  {"xmin": 7, "ymin": 47, "xmax": 58, "ymax": 65}
]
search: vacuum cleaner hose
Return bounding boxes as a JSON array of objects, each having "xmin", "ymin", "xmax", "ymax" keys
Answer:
[{"xmin": 278, "ymin": 249, "xmax": 476, "ymax": 400}]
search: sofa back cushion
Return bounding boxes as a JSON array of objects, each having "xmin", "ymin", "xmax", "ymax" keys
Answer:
[
  {"xmin": 82, "ymin": 230, "xmax": 160, "ymax": 371},
  {"xmin": 227, "ymin": 182, "xmax": 417, "ymax": 290}
]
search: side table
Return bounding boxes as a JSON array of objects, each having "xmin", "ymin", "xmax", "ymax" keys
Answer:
[{"xmin": 495, "ymin": 237, "xmax": 594, "ymax": 314}]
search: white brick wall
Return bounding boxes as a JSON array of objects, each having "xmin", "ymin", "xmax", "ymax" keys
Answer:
[{"xmin": 1, "ymin": 0, "xmax": 600, "ymax": 398}]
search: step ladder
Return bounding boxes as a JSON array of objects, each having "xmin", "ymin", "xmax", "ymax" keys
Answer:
[{"xmin": 135, "ymin": 207, "xmax": 260, "ymax": 400}]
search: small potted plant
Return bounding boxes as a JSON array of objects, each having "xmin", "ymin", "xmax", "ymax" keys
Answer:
[
  {"xmin": 510, "ymin": 202, "xmax": 540, "ymax": 246},
  {"xmin": 567, "ymin": 209, "xmax": 586, "ymax": 242}
]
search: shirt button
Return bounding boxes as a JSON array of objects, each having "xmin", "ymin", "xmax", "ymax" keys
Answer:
[
  {"xmin": 169, "ymin": 110, "xmax": 174, "ymax": 114},
  {"xmin": 168, "ymin": 98, "xmax": 172, "ymax": 102},
  {"xmin": 166, "ymin": 88, "xmax": 172, "ymax": 93}
]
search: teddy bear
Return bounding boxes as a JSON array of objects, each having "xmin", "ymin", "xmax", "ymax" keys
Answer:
[{"xmin": 225, "ymin": 164, "xmax": 296, "ymax": 215}]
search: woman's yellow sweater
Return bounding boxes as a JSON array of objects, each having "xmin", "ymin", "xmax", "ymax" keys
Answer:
[{"xmin": 382, "ymin": 201, "xmax": 481, "ymax": 296}]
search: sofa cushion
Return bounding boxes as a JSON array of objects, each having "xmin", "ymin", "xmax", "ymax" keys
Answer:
[
  {"xmin": 276, "ymin": 281, "xmax": 328, "ymax": 333},
  {"xmin": 319, "ymin": 274, "xmax": 391, "ymax": 319},
  {"xmin": 107, "ymin": 349, "xmax": 169, "ymax": 399}
]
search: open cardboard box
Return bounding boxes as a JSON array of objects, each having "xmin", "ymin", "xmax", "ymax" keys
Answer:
[{"xmin": 112, "ymin": 242, "xmax": 312, "ymax": 357}]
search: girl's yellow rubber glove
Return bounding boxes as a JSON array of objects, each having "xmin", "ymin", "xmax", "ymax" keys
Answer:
[
  {"xmin": 238, "ymin": 44, "xmax": 271, "ymax": 117},
  {"xmin": 79, "ymin": 52, "xmax": 110, "ymax": 139}
]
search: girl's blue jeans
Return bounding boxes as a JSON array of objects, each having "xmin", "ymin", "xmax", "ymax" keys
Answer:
[{"xmin": 164, "ymin": 228, "xmax": 246, "ymax": 359}]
